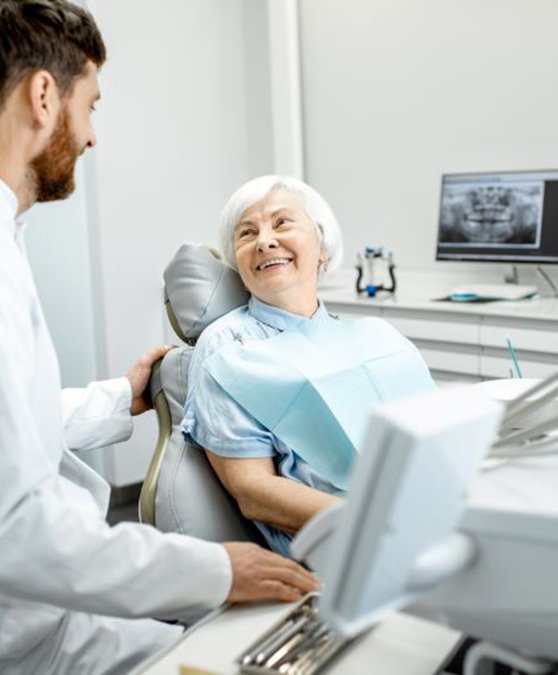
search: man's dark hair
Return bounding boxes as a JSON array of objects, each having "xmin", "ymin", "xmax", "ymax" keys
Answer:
[{"xmin": 0, "ymin": 0, "xmax": 106, "ymax": 108}]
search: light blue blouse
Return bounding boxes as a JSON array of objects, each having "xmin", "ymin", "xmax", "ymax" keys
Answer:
[{"xmin": 181, "ymin": 297, "xmax": 343, "ymax": 556}]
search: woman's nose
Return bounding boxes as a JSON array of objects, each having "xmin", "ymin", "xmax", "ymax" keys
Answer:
[{"xmin": 256, "ymin": 232, "xmax": 278, "ymax": 251}]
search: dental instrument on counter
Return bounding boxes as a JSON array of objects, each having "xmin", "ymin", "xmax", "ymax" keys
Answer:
[
  {"xmin": 237, "ymin": 594, "xmax": 350, "ymax": 674},
  {"xmin": 506, "ymin": 335, "xmax": 523, "ymax": 379},
  {"xmin": 355, "ymin": 246, "xmax": 397, "ymax": 297}
]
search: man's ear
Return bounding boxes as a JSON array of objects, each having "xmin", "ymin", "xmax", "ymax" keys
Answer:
[{"xmin": 27, "ymin": 70, "xmax": 61, "ymax": 130}]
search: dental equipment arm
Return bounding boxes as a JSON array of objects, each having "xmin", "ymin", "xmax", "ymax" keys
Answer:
[
  {"xmin": 291, "ymin": 387, "xmax": 503, "ymax": 638},
  {"xmin": 491, "ymin": 371, "xmax": 558, "ymax": 457}
]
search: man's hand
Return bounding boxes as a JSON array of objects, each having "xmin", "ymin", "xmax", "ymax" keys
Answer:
[
  {"xmin": 125, "ymin": 345, "xmax": 174, "ymax": 416},
  {"xmin": 223, "ymin": 542, "xmax": 319, "ymax": 603}
]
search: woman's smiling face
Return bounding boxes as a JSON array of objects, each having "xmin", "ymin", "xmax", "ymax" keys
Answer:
[{"xmin": 234, "ymin": 189, "xmax": 326, "ymax": 316}]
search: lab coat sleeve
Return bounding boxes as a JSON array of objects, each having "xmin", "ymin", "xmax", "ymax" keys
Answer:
[
  {"xmin": 1, "ymin": 479, "xmax": 233, "ymax": 619},
  {"xmin": 0, "ymin": 261, "xmax": 232, "ymax": 619},
  {"xmin": 61, "ymin": 377, "xmax": 134, "ymax": 451}
]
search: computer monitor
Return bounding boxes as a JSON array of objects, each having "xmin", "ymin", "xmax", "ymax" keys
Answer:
[
  {"xmin": 314, "ymin": 387, "xmax": 503, "ymax": 638},
  {"xmin": 436, "ymin": 170, "xmax": 558, "ymax": 264}
]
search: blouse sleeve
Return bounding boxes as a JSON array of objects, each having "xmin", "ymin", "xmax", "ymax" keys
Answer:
[{"xmin": 181, "ymin": 328, "xmax": 276, "ymax": 459}]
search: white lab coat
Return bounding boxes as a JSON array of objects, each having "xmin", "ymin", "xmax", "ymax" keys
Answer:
[{"xmin": 0, "ymin": 180, "xmax": 232, "ymax": 674}]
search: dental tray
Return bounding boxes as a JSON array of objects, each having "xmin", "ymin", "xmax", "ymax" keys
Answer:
[{"xmin": 236, "ymin": 593, "xmax": 351, "ymax": 674}]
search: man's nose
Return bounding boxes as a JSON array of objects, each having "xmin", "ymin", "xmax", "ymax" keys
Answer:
[{"xmin": 85, "ymin": 125, "xmax": 97, "ymax": 150}]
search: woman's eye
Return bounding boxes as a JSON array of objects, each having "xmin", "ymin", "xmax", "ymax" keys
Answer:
[
  {"xmin": 275, "ymin": 217, "xmax": 290, "ymax": 228},
  {"xmin": 238, "ymin": 229, "xmax": 253, "ymax": 239}
]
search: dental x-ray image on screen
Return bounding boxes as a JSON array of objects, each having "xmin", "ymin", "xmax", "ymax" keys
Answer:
[
  {"xmin": 439, "ymin": 180, "xmax": 542, "ymax": 247},
  {"xmin": 435, "ymin": 170, "xmax": 558, "ymax": 264}
]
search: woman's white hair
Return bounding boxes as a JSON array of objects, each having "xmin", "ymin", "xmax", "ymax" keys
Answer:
[{"xmin": 218, "ymin": 175, "xmax": 343, "ymax": 275}]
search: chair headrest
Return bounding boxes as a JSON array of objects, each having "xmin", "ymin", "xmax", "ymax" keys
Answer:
[{"xmin": 164, "ymin": 243, "xmax": 249, "ymax": 342}]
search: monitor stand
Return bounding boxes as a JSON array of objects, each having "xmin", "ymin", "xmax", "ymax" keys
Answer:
[{"xmin": 504, "ymin": 265, "xmax": 520, "ymax": 285}]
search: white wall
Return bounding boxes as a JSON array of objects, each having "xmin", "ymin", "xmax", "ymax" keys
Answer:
[
  {"xmin": 26, "ymin": 1, "xmax": 273, "ymax": 486},
  {"xmin": 25, "ymin": 161, "xmax": 99, "ymax": 387},
  {"xmin": 299, "ymin": 0, "xmax": 558, "ymax": 285},
  {"xmin": 24, "ymin": 158, "xmax": 110, "ymax": 476},
  {"xmin": 28, "ymin": 0, "xmax": 558, "ymax": 486},
  {"xmin": 87, "ymin": 0, "xmax": 273, "ymax": 484}
]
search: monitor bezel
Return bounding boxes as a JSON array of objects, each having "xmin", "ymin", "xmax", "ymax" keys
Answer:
[{"xmin": 435, "ymin": 168, "xmax": 558, "ymax": 265}]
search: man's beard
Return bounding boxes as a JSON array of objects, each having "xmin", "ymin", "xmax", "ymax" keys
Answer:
[{"xmin": 30, "ymin": 107, "xmax": 81, "ymax": 203}]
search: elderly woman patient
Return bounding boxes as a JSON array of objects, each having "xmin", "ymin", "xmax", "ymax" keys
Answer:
[{"xmin": 181, "ymin": 175, "xmax": 434, "ymax": 556}]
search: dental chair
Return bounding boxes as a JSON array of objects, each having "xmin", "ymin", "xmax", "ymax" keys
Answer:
[{"xmin": 138, "ymin": 243, "xmax": 266, "ymax": 545}]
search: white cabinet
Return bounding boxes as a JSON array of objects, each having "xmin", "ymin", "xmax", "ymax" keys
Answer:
[
  {"xmin": 479, "ymin": 353, "xmax": 557, "ymax": 380},
  {"xmin": 479, "ymin": 317, "xmax": 558, "ymax": 379},
  {"xmin": 386, "ymin": 312, "xmax": 480, "ymax": 346},
  {"xmin": 321, "ymin": 291, "xmax": 558, "ymax": 383},
  {"xmin": 419, "ymin": 343, "xmax": 481, "ymax": 378},
  {"xmin": 480, "ymin": 320, "xmax": 557, "ymax": 353}
]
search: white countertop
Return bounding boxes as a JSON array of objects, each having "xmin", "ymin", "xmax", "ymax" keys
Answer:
[
  {"xmin": 136, "ymin": 602, "xmax": 460, "ymax": 675},
  {"xmin": 319, "ymin": 269, "xmax": 558, "ymax": 322}
]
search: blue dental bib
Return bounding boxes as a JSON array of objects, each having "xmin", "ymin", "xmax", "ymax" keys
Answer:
[{"xmin": 206, "ymin": 316, "xmax": 434, "ymax": 490}]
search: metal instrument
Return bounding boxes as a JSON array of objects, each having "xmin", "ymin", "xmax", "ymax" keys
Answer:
[{"xmin": 237, "ymin": 594, "xmax": 351, "ymax": 674}]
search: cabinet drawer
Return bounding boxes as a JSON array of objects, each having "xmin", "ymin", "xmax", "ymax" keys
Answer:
[
  {"xmin": 420, "ymin": 347, "xmax": 480, "ymax": 376},
  {"xmin": 480, "ymin": 355, "xmax": 558, "ymax": 379},
  {"xmin": 480, "ymin": 322, "xmax": 558, "ymax": 355},
  {"xmin": 385, "ymin": 315, "xmax": 479, "ymax": 345}
]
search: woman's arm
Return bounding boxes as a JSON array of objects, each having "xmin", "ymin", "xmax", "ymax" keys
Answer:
[{"xmin": 206, "ymin": 452, "xmax": 340, "ymax": 534}]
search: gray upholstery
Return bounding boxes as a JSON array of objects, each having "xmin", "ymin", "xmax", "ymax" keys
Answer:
[
  {"xmin": 163, "ymin": 243, "xmax": 249, "ymax": 342},
  {"xmin": 152, "ymin": 347, "xmax": 264, "ymax": 542},
  {"xmin": 140, "ymin": 243, "xmax": 266, "ymax": 545}
]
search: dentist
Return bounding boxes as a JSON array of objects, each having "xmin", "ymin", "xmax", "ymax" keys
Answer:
[{"xmin": 0, "ymin": 2, "xmax": 317, "ymax": 674}]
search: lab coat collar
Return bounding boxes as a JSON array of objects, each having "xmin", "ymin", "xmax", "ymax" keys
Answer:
[
  {"xmin": 249, "ymin": 295, "xmax": 332, "ymax": 332},
  {"xmin": 0, "ymin": 178, "xmax": 24, "ymax": 241}
]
